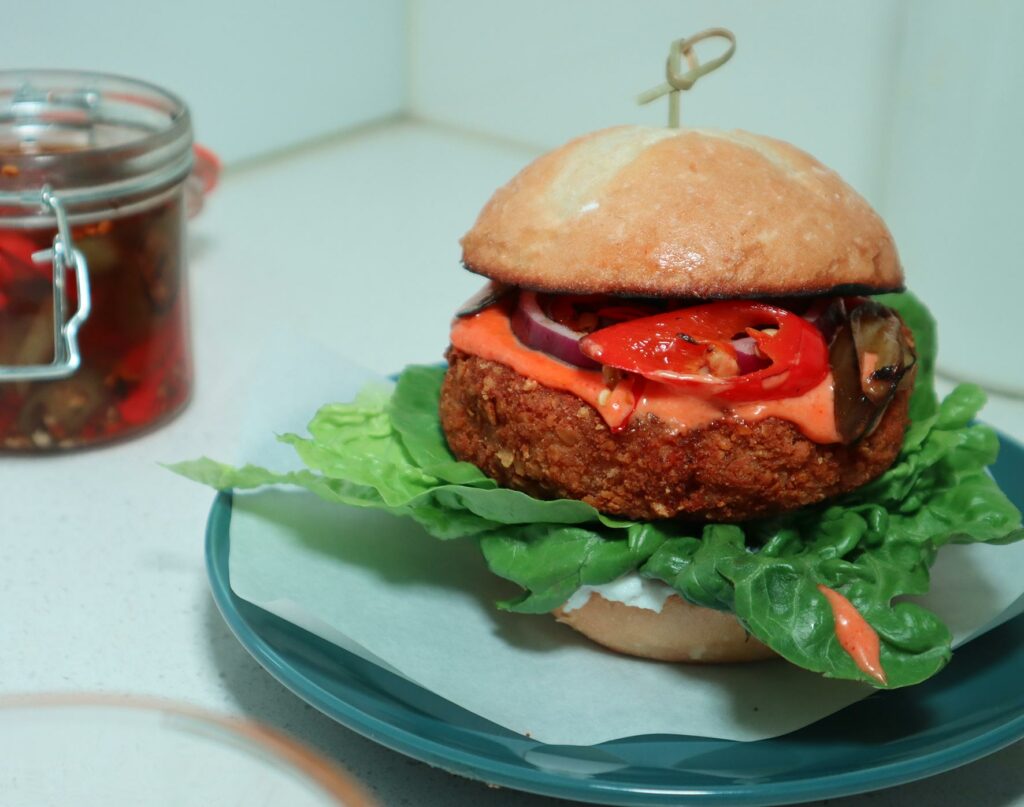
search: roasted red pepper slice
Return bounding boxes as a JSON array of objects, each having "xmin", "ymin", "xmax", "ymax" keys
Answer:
[{"xmin": 579, "ymin": 301, "xmax": 829, "ymax": 402}]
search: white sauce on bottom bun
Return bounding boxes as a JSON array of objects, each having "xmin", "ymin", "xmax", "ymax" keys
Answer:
[{"xmin": 563, "ymin": 573, "xmax": 676, "ymax": 614}]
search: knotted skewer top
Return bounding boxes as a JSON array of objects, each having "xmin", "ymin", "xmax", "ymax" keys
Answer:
[{"xmin": 638, "ymin": 28, "xmax": 736, "ymax": 128}]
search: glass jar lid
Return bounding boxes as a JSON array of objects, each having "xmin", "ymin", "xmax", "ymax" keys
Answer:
[{"xmin": 0, "ymin": 70, "xmax": 194, "ymax": 222}]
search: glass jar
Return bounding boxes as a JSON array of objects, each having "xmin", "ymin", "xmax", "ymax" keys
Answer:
[{"xmin": 0, "ymin": 70, "xmax": 213, "ymax": 450}]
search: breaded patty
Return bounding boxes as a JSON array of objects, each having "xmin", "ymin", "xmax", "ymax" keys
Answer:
[{"xmin": 440, "ymin": 349, "xmax": 909, "ymax": 522}]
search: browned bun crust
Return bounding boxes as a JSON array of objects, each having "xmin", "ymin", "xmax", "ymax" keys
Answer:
[
  {"xmin": 554, "ymin": 593, "xmax": 775, "ymax": 663},
  {"xmin": 440, "ymin": 349, "xmax": 909, "ymax": 522},
  {"xmin": 460, "ymin": 126, "xmax": 902, "ymax": 299}
]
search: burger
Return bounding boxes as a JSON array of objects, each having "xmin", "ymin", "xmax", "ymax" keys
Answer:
[
  {"xmin": 436, "ymin": 126, "xmax": 1013, "ymax": 682},
  {"xmin": 178, "ymin": 126, "xmax": 1022, "ymax": 689}
]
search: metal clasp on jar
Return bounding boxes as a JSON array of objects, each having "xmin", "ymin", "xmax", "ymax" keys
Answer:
[{"xmin": 0, "ymin": 186, "xmax": 92, "ymax": 381}]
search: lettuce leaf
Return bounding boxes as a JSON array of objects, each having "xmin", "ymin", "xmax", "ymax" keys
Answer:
[{"xmin": 170, "ymin": 291, "xmax": 1022, "ymax": 688}]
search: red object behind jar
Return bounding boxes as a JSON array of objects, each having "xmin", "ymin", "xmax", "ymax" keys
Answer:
[{"xmin": 0, "ymin": 71, "xmax": 217, "ymax": 450}]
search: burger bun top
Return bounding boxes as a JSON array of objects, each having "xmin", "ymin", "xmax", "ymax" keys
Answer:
[{"xmin": 460, "ymin": 126, "xmax": 902, "ymax": 298}]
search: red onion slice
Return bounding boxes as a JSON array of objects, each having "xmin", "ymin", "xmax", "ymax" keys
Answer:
[
  {"xmin": 511, "ymin": 291, "xmax": 600, "ymax": 369},
  {"xmin": 732, "ymin": 336, "xmax": 771, "ymax": 374}
]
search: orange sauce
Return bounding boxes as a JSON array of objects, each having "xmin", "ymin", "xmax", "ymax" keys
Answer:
[
  {"xmin": 450, "ymin": 306, "xmax": 638, "ymax": 429},
  {"xmin": 732, "ymin": 377, "xmax": 839, "ymax": 443},
  {"xmin": 817, "ymin": 584, "xmax": 887, "ymax": 685},
  {"xmin": 450, "ymin": 306, "xmax": 841, "ymax": 443}
]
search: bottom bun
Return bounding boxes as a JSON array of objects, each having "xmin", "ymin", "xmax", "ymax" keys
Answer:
[{"xmin": 554, "ymin": 593, "xmax": 776, "ymax": 663}]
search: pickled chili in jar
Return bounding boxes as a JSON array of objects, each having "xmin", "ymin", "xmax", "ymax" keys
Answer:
[{"xmin": 0, "ymin": 71, "xmax": 214, "ymax": 450}]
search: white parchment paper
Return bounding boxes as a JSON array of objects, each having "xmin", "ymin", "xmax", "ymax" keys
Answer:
[{"xmin": 221, "ymin": 333, "xmax": 1024, "ymax": 744}]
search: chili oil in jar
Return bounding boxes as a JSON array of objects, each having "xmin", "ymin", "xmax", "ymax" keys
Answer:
[{"xmin": 0, "ymin": 71, "xmax": 202, "ymax": 450}]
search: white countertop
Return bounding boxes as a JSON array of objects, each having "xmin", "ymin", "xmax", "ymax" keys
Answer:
[{"xmin": 3, "ymin": 120, "xmax": 1024, "ymax": 806}]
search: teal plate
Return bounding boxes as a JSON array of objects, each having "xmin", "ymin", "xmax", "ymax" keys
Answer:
[{"xmin": 205, "ymin": 433, "xmax": 1024, "ymax": 806}]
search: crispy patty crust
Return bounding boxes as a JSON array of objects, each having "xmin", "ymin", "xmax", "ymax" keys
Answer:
[{"xmin": 440, "ymin": 349, "xmax": 909, "ymax": 521}]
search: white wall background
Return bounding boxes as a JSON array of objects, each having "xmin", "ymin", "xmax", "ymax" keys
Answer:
[
  {"xmin": 881, "ymin": 0, "xmax": 1024, "ymax": 391},
  {"xmin": 409, "ymin": 0, "xmax": 903, "ymax": 208},
  {"xmin": 2, "ymin": 0, "xmax": 407, "ymax": 164}
]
